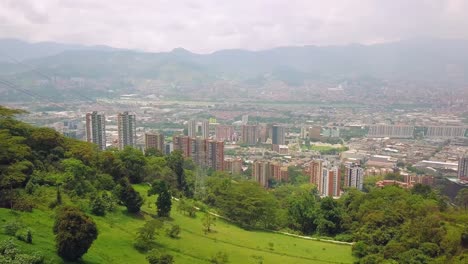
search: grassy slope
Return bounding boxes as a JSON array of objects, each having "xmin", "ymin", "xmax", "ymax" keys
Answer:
[{"xmin": 0, "ymin": 185, "xmax": 354, "ymax": 264}]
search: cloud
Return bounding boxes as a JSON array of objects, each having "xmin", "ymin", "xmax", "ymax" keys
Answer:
[{"xmin": 0, "ymin": 0, "xmax": 467, "ymax": 53}]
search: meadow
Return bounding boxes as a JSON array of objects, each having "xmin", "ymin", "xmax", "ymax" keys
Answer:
[{"xmin": 0, "ymin": 185, "xmax": 354, "ymax": 264}]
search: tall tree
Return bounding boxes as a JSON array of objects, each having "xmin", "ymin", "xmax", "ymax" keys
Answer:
[
  {"xmin": 156, "ymin": 185, "xmax": 172, "ymax": 217},
  {"xmin": 53, "ymin": 206, "xmax": 98, "ymax": 261},
  {"xmin": 455, "ymin": 188, "xmax": 468, "ymax": 210},
  {"xmin": 166, "ymin": 150, "xmax": 187, "ymax": 195}
]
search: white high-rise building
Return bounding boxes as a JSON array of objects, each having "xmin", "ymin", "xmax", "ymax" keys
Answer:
[
  {"xmin": 345, "ymin": 163, "xmax": 364, "ymax": 190},
  {"xmin": 85, "ymin": 111, "xmax": 106, "ymax": 150},
  {"xmin": 187, "ymin": 120, "xmax": 197, "ymax": 138},
  {"xmin": 118, "ymin": 112, "xmax": 136, "ymax": 150},
  {"xmin": 201, "ymin": 120, "xmax": 210, "ymax": 139}
]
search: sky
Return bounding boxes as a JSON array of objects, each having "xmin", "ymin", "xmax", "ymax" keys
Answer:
[{"xmin": 0, "ymin": 0, "xmax": 468, "ymax": 53}]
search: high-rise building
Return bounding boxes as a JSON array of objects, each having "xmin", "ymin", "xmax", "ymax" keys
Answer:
[
  {"xmin": 308, "ymin": 126, "xmax": 322, "ymax": 139},
  {"xmin": 458, "ymin": 156, "xmax": 468, "ymax": 180},
  {"xmin": 307, "ymin": 160, "xmax": 323, "ymax": 187},
  {"xmin": 344, "ymin": 163, "xmax": 364, "ymax": 190},
  {"xmin": 207, "ymin": 140, "xmax": 224, "ymax": 171},
  {"xmin": 172, "ymin": 135, "xmax": 224, "ymax": 171},
  {"xmin": 145, "ymin": 133, "xmax": 165, "ymax": 153},
  {"xmin": 85, "ymin": 111, "xmax": 106, "ymax": 150},
  {"xmin": 224, "ymin": 158, "xmax": 243, "ymax": 175},
  {"xmin": 215, "ymin": 125, "xmax": 234, "ymax": 141},
  {"xmin": 242, "ymin": 125, "xmax": 259, "ymax": 145},
  {"xmin": 173, "ymin": 135, "xmax": 192, "ymax": 157},
  {"xmin": 242, "ymin": 114, "xmax": 249, "ymax": 125},
  {"xmin": 321, "ymin": 166, "xmax": 340, "ymax": 197},
  {"xmin": 117, "ymin": 112, "xmax": 136, "ymax": 150},
  {"xmin": 201, "ymin": 120, "xmax": 210, "ymax": 139},
  {"xmin": 187, "ymin": 120, "xmax": 197, "ymax": 138},
  {"xmin": 252, "ymin": 161, "xmax": 270, "ymax": 188},
  {"xmin": 272, "ymin": 125, "xmax": 286, "ymax": 145}
]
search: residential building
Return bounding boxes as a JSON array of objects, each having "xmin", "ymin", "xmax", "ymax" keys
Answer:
[
  {"xmin": 368, "ymin": 125, "xmax": 414, "ymax": 138},
  {"xmin": 187, "ymin": 120, "xmax": 197, "ymax": 138},
  {"xmin": 224, "ymin": 158, "xmax": 242, "ymax": 175},
  {"xmin": 252, "ymin": 160, "xmax": 270, "ymax": 188},
  {"xmin": 272, "ymin": 125, "xmax": 286, "ymax": 145},
  {"xmin": 117, "ymin": 112, "xmax": 136, "ymax": 150},
  {"xmin": 215, "ymin": 125, "xmax": 234, "ymax": 141},
  {"xmin": 201, "ymin": 120, "xmax": 210, "ymax": 139},
  {"xmin": 459, "ymin": 156, "xmax": 468, "ymax": 180},
  {"xmin": 145, "ymin": 133, "xmax": 165, "ymax": 153},
  {"xmin": 242, "ymin": 125, "xmax": 259, "ymax": 145},
  {"xmin": 321, "ymin": 166, "xmax": 340, "ymax": 197},
  {"xmin": 85, "ymin": 111, "xmax": 106, "ymax": 150},
  {"xmin": 344, "ymin": 163, "xmax": 364, "ymax": 190}
]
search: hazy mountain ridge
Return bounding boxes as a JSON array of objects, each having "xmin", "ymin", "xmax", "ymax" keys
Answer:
[{"xmin": 1, "ymin": 38, "xmax": 468, "ymax": 86}]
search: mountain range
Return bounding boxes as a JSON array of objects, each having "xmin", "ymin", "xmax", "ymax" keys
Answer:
[{"xmin": 1, "ymin": 38, "xmax": 468, "ymax": 87}]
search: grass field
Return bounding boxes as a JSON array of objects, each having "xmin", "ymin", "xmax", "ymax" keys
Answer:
[{"xmin": 0, "ymin": 185, "xmax": 354, "ymax": 264}]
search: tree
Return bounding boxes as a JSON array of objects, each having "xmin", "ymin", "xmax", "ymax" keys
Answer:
[
  {"xmin": 145, "ymin": 148, "xmax": 164, "ymax": 157},
  {"xmin": 90, "ymin": 195, "xmax": 106, "ymax": 216},
  {"xmin": 455, "ymin": 188, "xmax": 468, "ymax": 210},
  {"xmin": 118, "ymin": 146, "xmax": 146, "ymax": 183},
  {"xmin": 216, "ymin": 181, "xmax": 278, "ymax": 228},
  {"xmin": 166, "ymin": 224, "xmax": 180, "ymax": 238},
  {"xmin": 116, "ymin": 180, "xmax": 144, "ymax": 213},
  {"xmin": 166, "ymin": 150, "xmax": 187, "ymax": 195},
  {"xmin": 53, "ymin": 206, "xmax": 98, "ymax": 261},
  {"xmin": 156, "ymin": 188, "xmax": 172, "ymax": 217},
  {"xmin": 147, "ymin": 250, "xmax": 174, "ymax": 264},
  {"xmin": 134, "ymin": 220, "xmax": 163, "ymax": 252},
  {"xmin": 202, "ymin": 213, "xmax": 216, "ymax": 234}
]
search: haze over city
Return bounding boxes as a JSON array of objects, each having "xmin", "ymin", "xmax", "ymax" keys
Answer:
[{"xmin": 1, "ymin": 0, "xmax": 468, "ymax": 52}]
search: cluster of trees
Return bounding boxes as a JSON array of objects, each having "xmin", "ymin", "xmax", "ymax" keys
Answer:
[
  {"xmin": 203, "ymin": 171, "xmax": 468, "ymax": 263},
  {"xmin": 0, "ymin": 106, "xmax": 192, "ymax": 262}
]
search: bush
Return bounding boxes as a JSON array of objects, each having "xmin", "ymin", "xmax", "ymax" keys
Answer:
[
  {"xmin": 25, "ymin": 181, "xmax": 36, "ymax": 194},
  {"xmin": 133, "ymin": 237, "xmax": 153, "ymax": 253},
  {"xmin": 12, "ymin": 197, "xmax": 34, "ymax": 212},
  {"xmin": 3, "ymin": 221, "xmax": 24, "ymax": 236},
  {"xmin": 90, "ymin": 196, "xmax": 106, "ymax": 216},
  {"xmin": 15, "ymin": 228, "xmax": 33, "ymax": 244},
  {"xmin": 210, "ymin": 251, "xmax": 229, "ymax": 264},
  {"xmin": 146, "ymin": 249, "xmax": 174, "ymax": 264},
  {"xmin": 0, "ymin": 238, "xmax": 44, "ymax": 264},
  {"xmin": 166, "ymin": 224, "xmax": 180, "ymax": 239}
]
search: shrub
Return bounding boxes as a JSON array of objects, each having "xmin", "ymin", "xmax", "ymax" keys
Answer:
[
  {"xmin": 90, "ymin": 196, "xmax": 106, "ymax": 216},
  {"xmin": 12, "ymin": 197, "xmax": 34, "ymax": 212},
  {"xmin": 3, "ymin": 221, "xmax": 24, "ymax": 236},
  {"xmin": 146, "ymin": 249, "xmax": 174, "ymax": 264},
  {"xmin": 166, "ymin": 224, "xmax": 180, "ymax": 239},
  {"xmin": 0, "ymin": 238, "xmax": 44, "ymax": 264},
  {"xmin": 210, "ymin": 251, "xmax": 229, "ymax": 264},
  {"xmin": 15, "ymin": 228, "xmax": 33, "ymax": 244},
  {"xmin": 25, "ymin": 181, "xmax": 36, "ymax": 194}
]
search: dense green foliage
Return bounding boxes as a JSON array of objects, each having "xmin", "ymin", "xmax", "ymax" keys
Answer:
[{"xmin": 53, "ymin": 206, "xmax": 98, "ymax": 261}]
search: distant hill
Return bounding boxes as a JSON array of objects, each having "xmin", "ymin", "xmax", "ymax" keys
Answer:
[
  {"xmin": 1, "ymin": 38, "xmax": 468, "ymax": 87},
  {"xmin": 0, "ymin": 38, "xmax": 116, "ymax": 62}
]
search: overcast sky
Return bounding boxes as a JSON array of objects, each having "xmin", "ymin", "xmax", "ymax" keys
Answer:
[{"xmin": 1, "ymin": 0, "xmax": 467, "ymax": 53}]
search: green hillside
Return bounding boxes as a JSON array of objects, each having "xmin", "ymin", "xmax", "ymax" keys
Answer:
[{"xmin": 0, "ymin": 185, "xmax": 353, "ymax": 264}]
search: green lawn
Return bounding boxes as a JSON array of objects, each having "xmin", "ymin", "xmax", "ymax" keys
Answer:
[{"xmin": 0, "ymin": 185, "xmax": 354, "ymax": 263}]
